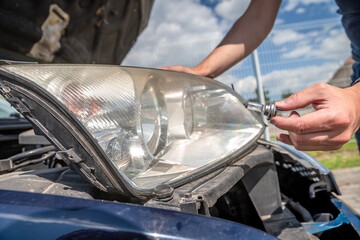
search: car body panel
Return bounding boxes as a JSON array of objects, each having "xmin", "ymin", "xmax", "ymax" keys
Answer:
[{"xmin": 0, "ymin": 189, "xmax": 276, "ymax": 240}]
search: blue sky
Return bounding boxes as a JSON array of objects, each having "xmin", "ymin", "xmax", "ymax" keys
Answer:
[
  {"xmin": 123, "ymin": 0, "xmax": 351, "ymax": 100},
  {"xmin": 277, "ymin": 0, "xmax": 338, "ymax": 23}
]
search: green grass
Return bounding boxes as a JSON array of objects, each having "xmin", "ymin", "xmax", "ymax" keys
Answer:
[
  {"xmin": 314, "ymin": 153, "xmax": 360, "ymax": 170},
  {"xmin": 270, "ymin": 136, "xmax": 360, "ymax": 170},
  {"xmin": 308, "ymin": 138, "xmax": 358, "ymax": 154},
  {"xmin": 306, "ymin": 138, "xmax": 360, "ymax": 170}
]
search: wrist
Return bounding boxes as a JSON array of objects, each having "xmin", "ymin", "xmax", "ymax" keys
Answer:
[
  {"xmin": 345, "ymin": 84, "xmax": 360, "ymax": 131},
  {"xmin": 193, "ymin": 63, "xmax": 214, "ymax": 78}
]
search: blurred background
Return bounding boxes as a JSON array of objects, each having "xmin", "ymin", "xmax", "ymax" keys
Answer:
[
  {"xmin": 123, "ymin": 0, "xmax": 352, "ymax": 102},
  {"xmin": 123, "ymin": 0, "xmax": 359, "ymax": 172}
]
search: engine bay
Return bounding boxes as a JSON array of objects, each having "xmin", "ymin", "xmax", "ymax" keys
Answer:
[{"xmin": 0, "ymin": 128, "xmax": 357, "ymax": 240}]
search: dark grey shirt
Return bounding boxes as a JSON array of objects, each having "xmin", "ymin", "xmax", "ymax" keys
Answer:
[{"xmin": 335, "ymin": 0, "xmax": 360, "ymax": 62}]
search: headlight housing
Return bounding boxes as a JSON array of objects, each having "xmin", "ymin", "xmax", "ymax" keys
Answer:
[{"xmin": 0, "ymin": 65, "xmax": 263, "ymax": 196}]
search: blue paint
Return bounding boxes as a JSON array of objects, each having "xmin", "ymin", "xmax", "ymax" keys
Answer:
[
  {"xmin": 302, "ymin": 212, "xmax": 349, "ymax": 234},
  {"xmin": 301, "ymin": 197, "xmax": 360, "ymax": 235},
  {"xmin": 0, "ymin": 190, "xmax": 276, "ymax": 240},
  {"xmin": 332, "ymin": 197, "xmax": 360, "ymax": 235}
]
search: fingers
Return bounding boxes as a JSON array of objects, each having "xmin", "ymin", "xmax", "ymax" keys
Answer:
[
  {"xmin": 276, "ymin": 133, "xmax": 293, "ymax": 145},
  {"xmin": 160, "ymin": 65, "xmax": 187, "ymax": 72},
  {"xmin": 271, "ymin": 109, "xmax": 340, "ymax": 134},
  {"xmin": 272, "ymin": 109, "xmax": 350, "ymax": 150},
  {"xmin": 277, "ymin": 132, "xmax": 346, "ymax": 151},
  {"xmin": 272, "ymin": 83, "xmax": 355, "ymax": 151},
  {"xmin": 160, "ymin": 65, "xmax": 197, "ymax": 75},
  {"xmin": 275, "ymin": 125, "xmax": 350, "ymax": 151},
  {"xmin": 276, "ymin": 82, "xmax": 330, "ymax": 111},
  {"xmin": 276, "ymin": 133, "xmax": 345, "ymax": 151},
  {"xmin": 292, "ymin": 129, "xmax": 347, "ymax": 150},
  {"xmin": 276, "ymin": 133, "xmax": 344, "ymax": 151}
]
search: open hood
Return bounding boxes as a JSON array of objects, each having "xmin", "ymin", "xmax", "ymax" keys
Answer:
[{"xmin": 0, "ymin": 0, "xmax": 153, "ymax": 64}]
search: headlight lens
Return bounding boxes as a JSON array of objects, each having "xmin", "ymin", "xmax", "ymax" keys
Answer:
[{"xmin": 2, "ymin": 65, "xmax": 262, "ymax": 191}]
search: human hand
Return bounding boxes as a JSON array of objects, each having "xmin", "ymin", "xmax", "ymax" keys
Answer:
[
  {"xmin": 271, "ymin": 83, "xmax": 360, "ymax": 151},
  {"xmin": 160, "ymin": 65, "xmax": 210, "ymax": 77}
]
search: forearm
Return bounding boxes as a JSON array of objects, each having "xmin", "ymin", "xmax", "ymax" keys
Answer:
[{"xmin": 196, "ymin": 0, "xmax": 281, "ymax": 78}]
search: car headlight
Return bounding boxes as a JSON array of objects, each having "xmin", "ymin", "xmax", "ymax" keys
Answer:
[{"xmin": 0, "ymin": 65, "xmax": 263, "ymax": 196}]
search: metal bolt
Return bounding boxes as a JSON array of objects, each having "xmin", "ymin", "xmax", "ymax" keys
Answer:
[{"xmin": 153, "ymin": 184, "xmax": 174, "ymax": 201}]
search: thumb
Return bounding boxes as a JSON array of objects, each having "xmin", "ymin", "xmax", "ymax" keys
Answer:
[{"xmin": 276, "ymin": 84, "xmax": 321, "ymax": 111}]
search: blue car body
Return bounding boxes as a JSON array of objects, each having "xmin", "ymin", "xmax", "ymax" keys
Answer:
[{"xmin": 0, "ymin": 189, "xmax": 276, "ymax": 240}]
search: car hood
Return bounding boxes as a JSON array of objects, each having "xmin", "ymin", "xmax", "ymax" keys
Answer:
[{"xmin": 0, "ymin": 189, "xmax": 277, "ymax": 240}]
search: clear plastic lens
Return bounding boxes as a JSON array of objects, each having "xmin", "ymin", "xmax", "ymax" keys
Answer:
[
  {"xmin": 140, "ymin": 83, "xmax": 163, "ymax": 154},
  {"xmin": 2, "ymin": 65, "xmax": 262, "ymax": 190}
]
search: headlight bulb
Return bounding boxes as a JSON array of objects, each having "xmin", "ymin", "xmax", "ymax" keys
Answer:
[{"xmin": 245, "ymin": 101, "xmax": 282, "ymax": 121}]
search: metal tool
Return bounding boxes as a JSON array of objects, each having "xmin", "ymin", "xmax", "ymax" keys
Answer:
[{"xmin": 245, "ymin": 101, "xmax": 281, "ymax": 121}]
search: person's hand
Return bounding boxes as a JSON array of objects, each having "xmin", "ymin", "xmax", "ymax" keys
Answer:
[
  {"xmin": 160, "ymin": 65, "xmax": 210, "ymax": 77},
  {"xmin": 271, "ymin": 82, "xmax": 360, "ymax": 151}
]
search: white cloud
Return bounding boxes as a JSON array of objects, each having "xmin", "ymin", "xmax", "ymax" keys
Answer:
[
  {"xmin": 122, "ymin": 0, "xmax": 348, "ymax": 102},
  {"xmin": 284, "ymin": 0, "xmax": 331, "ymax": 12},
  {"xmin": 283, "ymin": 45, "xmax": 312, "ymax": 58},
  {"xmin": 217, "ymin": 62, "xmax": 340, "ymax": 100},
  {"xmin": 274, "ymin": 18, "xmax": 285, "ymax": 26},
  {"xmin": 214, "ymin": 0, "xmax": 251, "ymax": 22},
  {"xmin": 218, "ymin": 73, "xmax": 257, "ymax": 93},
  {"xmin": 123, "ymin": 0, "xmax": 226, "ymax": 68},
  {"xmin": 296, "ymin": 7, "xmax": 306, "ymax": 14},
  {"xmin": 282, "ymin": 28, "xmax": 350, "ymax": 60},
  {"xmin": 271, "ymin": 29, "xmax": 305, "ymax": 45},
  {"xmin": 123, "ymin": 0, "xmax": 254, "ymax": 68},
  {"xmin": 262, "ymin": 63, "xmax": 340, "ymax": 100}
]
